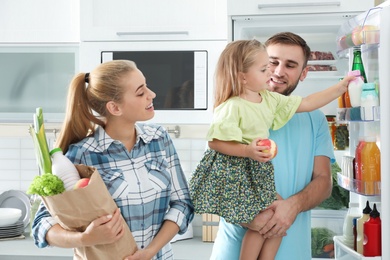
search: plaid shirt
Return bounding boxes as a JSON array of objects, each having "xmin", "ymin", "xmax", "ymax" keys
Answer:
[{"xmin": 32, "ymin": 124, "xmax": 194, "ymax": 260}]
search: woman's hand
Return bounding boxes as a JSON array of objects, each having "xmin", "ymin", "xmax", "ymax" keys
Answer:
[
  {"xmin": 123, "ymin": 248, "xmax": 153, "ymax": 260},
  {"xmin": 81, "ymin": 208, "xmax": 125, "ymax": 246}
]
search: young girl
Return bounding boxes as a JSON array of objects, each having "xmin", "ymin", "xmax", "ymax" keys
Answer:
[{"xmin": 189, "ymin": 39, "xmax": 352, "ymax": 260}]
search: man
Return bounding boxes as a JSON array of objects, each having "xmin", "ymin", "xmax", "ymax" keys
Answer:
[{"xmin": 210, "ymin": 32, "xmax": 334, "ymax": 260}]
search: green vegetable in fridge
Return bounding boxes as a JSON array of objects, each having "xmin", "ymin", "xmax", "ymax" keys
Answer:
[
  {"xmin": 318, "ymin": 162, "xmax": 349, "ymax": 210},
  {"xmin": 311, "ymin": 227, "xmax": 335, "ymax": 258},
  {"xmin": 27, "ymin": 173, "xmax": 65, "ymax": 196}
]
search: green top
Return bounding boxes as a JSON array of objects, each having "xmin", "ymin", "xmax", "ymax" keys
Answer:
[{"xmin": 207, "ymin": 90, "xmax": 302, "ymax": 144}]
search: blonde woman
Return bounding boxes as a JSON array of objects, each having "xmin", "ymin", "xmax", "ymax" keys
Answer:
[{"xmin": 32, "ymin": 60, "xmax": 194, "ymax": 260}]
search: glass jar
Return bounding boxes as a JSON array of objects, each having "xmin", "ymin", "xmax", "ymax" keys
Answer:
[
  {"xmin": 326, "ymin": 115, "xmax": 337, "ymax": 148},
  {"xmin": 334, "ymin": 123, "xmax": 349, "ymax": 150}
]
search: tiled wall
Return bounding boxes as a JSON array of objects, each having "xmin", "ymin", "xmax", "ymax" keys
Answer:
[{"xmin": 0, "ymin": 134, "xmax": 208, "ymax": 237}]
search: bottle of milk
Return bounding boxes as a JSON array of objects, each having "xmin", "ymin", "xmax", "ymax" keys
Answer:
[
  {"xmin": 347, "ymin": 70, "xmax": 364, "ymax": 107},
  {"xmin": 50, "ymin": 148, "xmax": 80, "ymax": 191},
  {"xmin": 342, "ymin": 202, "xmax": 361, "ymax": 249},
  {"xmin": 360, "ymin": 83, "xmax": 379, "ymax": 121}
]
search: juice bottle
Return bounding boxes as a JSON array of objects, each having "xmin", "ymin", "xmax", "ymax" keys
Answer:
[
  {"xmin": 360, "ymin": 136, "xmax": 381, "ymax": 195},
  {"xmin": 344, "ymin": 90, "xmax": 352, "ymax": 108},
  {"xmin": 354, "ymin": 136, "xmax": 366, "ymax": 193}
]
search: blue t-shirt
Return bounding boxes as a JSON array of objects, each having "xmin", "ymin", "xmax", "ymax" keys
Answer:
[{"xmin": 210, "ymin": 110, "xmax": 335, "ymax": 260}]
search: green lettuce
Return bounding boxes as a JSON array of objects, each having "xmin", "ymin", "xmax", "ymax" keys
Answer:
[{"xmin": 27, "ymin": 173, "xmax": 65, "ymax": 196}]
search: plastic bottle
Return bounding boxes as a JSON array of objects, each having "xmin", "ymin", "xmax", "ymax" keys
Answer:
[
  {"xmin": 343, "ymin": 90, "xmax": 352, "ymax": 108},
  {"xmin": 357, "ymin": 201, "xmax": 372, "ymax": 254},
  {"xmin": 338, "ymin": 94, "xmax": 346, "ymax": 108},
  {"xmin": 347, "ymin": 70, "xmax": 364, "ymax": 107},
  {"xmin": 360, "ymin": 83, "xmax": 379, "ymax": 121},
  {"xmin": 361, "ymin": 136, "xmax": 381, "ymax": 195},
  {"xmin": 50, "ymin": 148, "xmax": 80, "ymax": 191},
  {"xmin": 351, "ymin": 47, "xmax": 368, "ymax": 83},
  {"xmin": 354, "ymin": 136, "xmax": 366, "ymax": 193},
  {"xmin": 363, "ymin": 203, "xmax": 381, "ymax": 256},
  {"xmin": 342, "ymin": 202, "xmax": 361, "ymax": 248}
]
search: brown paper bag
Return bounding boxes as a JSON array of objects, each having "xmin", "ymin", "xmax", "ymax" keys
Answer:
[{"xmin": 41, "ymin": 164, "xmax": 137, "ymax": 260}]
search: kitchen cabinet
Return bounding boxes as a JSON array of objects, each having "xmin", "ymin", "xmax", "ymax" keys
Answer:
[
  {"xmin": 80, "ymin": 0, "xmax": 227, "ymax": 42},
  {"xmin": 0, "ymin": 0, "xmax": 79, "ymax": 43},
  {"xmin": 228, "ymin": 0, "xmax": 375, "ymax": 16},
  {"xmin": 0, "ymin": 44, "xmax": 79, "ymax": 123}
]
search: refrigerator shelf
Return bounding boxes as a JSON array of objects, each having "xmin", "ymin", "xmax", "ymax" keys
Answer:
[
  {"xmin": 334, "ymin": 236, "xmax": 381, "ymax": 259},
  {"xmin": 337, "ymin": 173, "xmax": 381, "ymax": 196},
  {"xmin": 336, "ymin": 6, "xmax": 382, "ymax": 56},
  {"xmin": 336, "ymin": 106, "xmax": 380, "ymax": 123}
]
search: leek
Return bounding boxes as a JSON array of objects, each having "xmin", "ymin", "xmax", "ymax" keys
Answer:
[{"xmin": 30, "ymin": 108, "xmax": 52, "ymax": 174}]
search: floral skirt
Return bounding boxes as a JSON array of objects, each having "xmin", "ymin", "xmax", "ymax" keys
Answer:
[{"xmin": 189, "ymin": 149, "xmax": 276, "ymax": 224}]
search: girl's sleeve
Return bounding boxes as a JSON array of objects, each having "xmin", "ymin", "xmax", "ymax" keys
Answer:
[
  {"xmin": 269, "ymin": 92, "xmax": 302, "ymax": 130},
  {"xmin": 206, "ymin": 101, "xmax": 243, "ymax": 142},
  {"xmin": 162, "ymin": 131, "xmax": 194, "ymax": 234}
]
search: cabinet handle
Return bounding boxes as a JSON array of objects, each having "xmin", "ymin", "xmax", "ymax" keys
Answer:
[
  {"xmin": 116, "ymin": 31, "xmax": 189, "ymax": 36},
  {"xmin": 258, "ymin": 1, "xmax": 340, "ymax": 9}
]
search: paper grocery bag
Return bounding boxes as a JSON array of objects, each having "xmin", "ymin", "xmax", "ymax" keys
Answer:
[{"xmin": 41, "ymin": 164, "xmax": 137, "ymax": 260}]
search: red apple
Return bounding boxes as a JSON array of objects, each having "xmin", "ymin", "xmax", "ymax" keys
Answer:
[
  {"xmin": 257, "ymin": 139, "xmax": 278, "ymax": 159},
  {"xmin": 73, "ymin": 178, "xmax": 90, "ymax": 189}
]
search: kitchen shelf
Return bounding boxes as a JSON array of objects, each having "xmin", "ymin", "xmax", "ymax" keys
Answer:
[
  {"xmin": 334, "ymin": 236, "xmax": 381, "ymax": 259},
  {"xmin": 337, "ymin": 173, "xmax": 381, "ymax": 196}
]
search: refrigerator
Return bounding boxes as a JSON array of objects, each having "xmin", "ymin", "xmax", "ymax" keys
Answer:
[
  {"xmin": 228, "ymin": 1, "xmax": 387, "ymax": 259},
  {"xmin": 332, "ymin": 2, "xmax": 390, "ymax": 259}
]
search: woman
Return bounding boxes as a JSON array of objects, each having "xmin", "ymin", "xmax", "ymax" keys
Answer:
[{"xmin": 32, "ymin": 60, "xmax": 194, "ymax": 260}]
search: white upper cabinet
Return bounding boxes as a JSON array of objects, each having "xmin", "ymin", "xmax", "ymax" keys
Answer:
[
  {"xmin": 0, "ymin": 0, "xmax": 79, "ymax": 43},
  {"xmin": 228, "ymin": 0, "xmax": 376, "ymax": 16},
  {"xmin": 80, "ymin": 0, "xmax": 227, "ymax": 41}
]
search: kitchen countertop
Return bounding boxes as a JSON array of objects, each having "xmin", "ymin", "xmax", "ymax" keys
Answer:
[{"xmin": 0, "ymin": 234, "xmax": 214, "ymax": 260}]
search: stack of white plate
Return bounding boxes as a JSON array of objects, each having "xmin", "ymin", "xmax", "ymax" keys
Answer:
[{"xmin": 0, "ymin": 220, "xmax": 24, "ymax": 238}]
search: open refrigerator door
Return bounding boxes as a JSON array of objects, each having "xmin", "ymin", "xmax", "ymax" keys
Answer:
[{"xmin": 333, "ymin": 1, "xmax": 390, "ymax": 259}]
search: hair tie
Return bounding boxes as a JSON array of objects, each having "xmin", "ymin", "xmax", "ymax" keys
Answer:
[{"xmin": 85, "ymin": 73, "xmax": 90, "ymax": 83}]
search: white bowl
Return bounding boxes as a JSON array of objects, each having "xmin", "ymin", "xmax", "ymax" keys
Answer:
[{"xmin": 0, "ymin": 208, "xmax": 22, "ymax": 227}]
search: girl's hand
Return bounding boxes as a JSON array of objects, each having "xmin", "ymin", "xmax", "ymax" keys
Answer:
[
  {"xmin": 246, "ymin": 138, "xmax": 272, "ymax": 162},
  {"xmin": 338, "ymin": 75, "xmax": 355, "ymax": 94},
  {"xmin": 81, "ymin": 208, "xmax": 125, "ymax": 246}
]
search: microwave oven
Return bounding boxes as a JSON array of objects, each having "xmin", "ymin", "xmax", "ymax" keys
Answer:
[
  {"xmin": 101, "ymin": 50, "xmax": 208, "ymax": 111},
  {"xmin": 79, "ymin": 41, "xmax": 227, "ymax": 124}
]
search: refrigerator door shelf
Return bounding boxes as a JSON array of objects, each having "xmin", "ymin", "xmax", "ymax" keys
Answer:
[
  {"xmin": 334, "ymin": 235, "xmax": 381, "ymax": 259},
  {"xmin": 337, "ymin": 173, "xmax": 381, "ymax": 196}
]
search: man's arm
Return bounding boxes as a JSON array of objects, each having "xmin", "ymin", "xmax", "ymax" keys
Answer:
[{"xmin": 259, "ymin": 155, "xmax": 332, "ymax": 238}]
